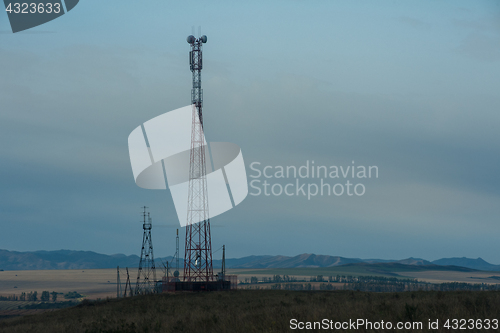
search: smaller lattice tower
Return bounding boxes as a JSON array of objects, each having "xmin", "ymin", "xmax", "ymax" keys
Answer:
[{"xmin": 135, "ymin": 206, "xmax": 156, "ymax": 294}]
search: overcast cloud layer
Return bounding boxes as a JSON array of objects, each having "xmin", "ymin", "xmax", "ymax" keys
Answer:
[{"xmin": 1, "ymin": 0, "xmax": 500, "ymax": 263}]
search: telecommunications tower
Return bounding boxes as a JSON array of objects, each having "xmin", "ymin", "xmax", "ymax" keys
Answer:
[
  {"xmin": 135, "ymin": 207, "xmax": 157, "ymax": 294},
  {"xmin": 184, "ymin": 34, "xmax": 214, "ymax": 283}
]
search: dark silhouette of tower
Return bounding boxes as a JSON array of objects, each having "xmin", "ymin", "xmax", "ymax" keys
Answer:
[
  {"xmin": 117, "ymin": 266, "xmax": 121, "ymax": 298},
  {"xmin": 124, "ymin": 267, "xmax": 132, "ymax": 297},
  {"xmin": 184, "ymin": 34, "xmax": 214, "ymax": 283},
  {"xmin": 173, "ymin": 229, "xmax": 180, "ymax": 280},
  {"xmin": 135, "ymin": 206, "xmax": 156, "ymax": 294}
]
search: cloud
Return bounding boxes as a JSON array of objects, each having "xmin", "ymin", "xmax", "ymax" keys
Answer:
[
  {"xmin": 398, "ymin": 16, "xmax": 428, "ymax": 29},
  {"xmin": 456, "ymin": 32, "xmax": 500, "ymax": 62},
  {"xmin": 2, "ymin": 1, "xmax": 500, "ymax": 261},
  {"xmin": 452, "ymin": 13, "xmax": 500, "ymax": 62}
]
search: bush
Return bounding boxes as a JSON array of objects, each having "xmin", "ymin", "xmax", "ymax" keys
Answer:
[{"xmin": 64, "ymin": 291, "xmax": 83, "ymax": 299}]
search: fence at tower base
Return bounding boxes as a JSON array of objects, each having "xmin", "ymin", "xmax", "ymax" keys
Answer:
[{"xmin": 162, "ymin": 275, "xmax": 237, "ymax": 292}]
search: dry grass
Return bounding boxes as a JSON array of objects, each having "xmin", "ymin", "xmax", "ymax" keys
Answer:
[
  {"xmin": 0, "ymin": 269, "xmax": 119, "ymax": 300},
  {"xmin": 2, "ymin": 268, "xmax": 498, "ymax": 302},
  {"xmin": 1, "ymin": 290, "xmax": 500, "ymax": 332}
]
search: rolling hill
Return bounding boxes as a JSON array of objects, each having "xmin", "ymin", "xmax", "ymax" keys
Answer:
[
  {"xmin": 431, "ymin": 257, "xmax": 500, "ymax": 271},
  {"xmin": 1, "ymin": 250, "xmax": 499, "ymax": 271}
]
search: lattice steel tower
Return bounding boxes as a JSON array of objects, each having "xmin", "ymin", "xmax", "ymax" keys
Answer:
[
  {"xmin": 135, "ymin": 206, "xmax": 157, "ymax": 294},
  {"xmin": 184, "ymin": 34, "xmax": 214, "ymax": 282}
]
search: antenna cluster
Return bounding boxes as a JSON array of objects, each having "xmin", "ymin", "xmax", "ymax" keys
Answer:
[{"xmin": 187, "ymin": 35, "xmax": 207, "ymax": 44}]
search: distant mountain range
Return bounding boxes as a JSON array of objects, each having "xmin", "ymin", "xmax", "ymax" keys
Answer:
[
  {"xmin": 432, "ymin": 257, "xmax": 500, "ymax": 272},
  {"xmin": 0, "ymin": 250, "xmax": 142, "ymax": 270},
  {"xmin": 1, "ymin": 250, "xmax": 499, "ymax": 272}
]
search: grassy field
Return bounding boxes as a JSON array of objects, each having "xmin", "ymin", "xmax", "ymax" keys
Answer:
[
  {"xmin": 229, "ymin": 266, "xmax": 398, "ymax": 279},
  {"xmin": 2, "ymin": 267, "xmax": 500, "ymax": 301},
  {"xmin": 1, "ymin": 267, "xmax": 500, "ymax": 331},
  {"xmin": 399, "ymin": 271, "xmax": 500, "ymax": 284},
  {"xmin": 0, "ymin": 301, "xmax": 72, "ymax": 321},
  {"xmin": 1, "ymin": 290, "xmax": 500, "ymax": 332},
  {"xmin": 229, "ymin": 267, "xmax": 500, "ymax": 285},
  {"xmin": 0, "ymin": 269, "xmax": 119, "ymax": 300}
]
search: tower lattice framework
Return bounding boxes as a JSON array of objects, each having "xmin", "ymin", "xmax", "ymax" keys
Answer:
[
  {"xmin": 135, "ymin": 206, "xmax": 156, "ymax": 294},
  {"xmin": 184, "ymin": 34, "xmax": 213, "ymax": 282}
]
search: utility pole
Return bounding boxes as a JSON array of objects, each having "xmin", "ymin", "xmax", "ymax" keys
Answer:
[{"xmin": 117, "ymin": 266, "xmax": 121, "ymax": 298}]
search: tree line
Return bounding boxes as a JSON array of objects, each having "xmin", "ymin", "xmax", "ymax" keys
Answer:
[
  {"xmin": 0, "ymin": 291, "xmax": 83, "ymax": 301},
  {"xmin": 240, "ymin": 274, "xmax": 500, "ymax": 292}
]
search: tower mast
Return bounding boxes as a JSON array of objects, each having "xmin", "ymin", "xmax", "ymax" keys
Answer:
[{"xmin": 184, "ymin": 34, "xmax": 213, "ymax": 283}]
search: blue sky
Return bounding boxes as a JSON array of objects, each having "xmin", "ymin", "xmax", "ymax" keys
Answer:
[{"xmin": 1, "ymin": 0, "xmax": 500, "ymax": 263}]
